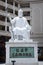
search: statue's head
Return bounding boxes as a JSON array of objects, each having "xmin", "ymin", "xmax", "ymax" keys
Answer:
[{"xmin": 18, "ymin": 9, "xmax": 23, "ymax": 18}]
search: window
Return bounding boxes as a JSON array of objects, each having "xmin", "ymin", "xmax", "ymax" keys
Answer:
[
  {"xmin": 15, "ymin": 2, "xmax": 18, "ymax": 7},
  {"xmin": 7, "ymin": 17, "xmax": 10, "ymax": 22},
  {"xmin": 0, "ymin": 5, "xmax": 5, "ymax": 11},
  {"xmin": 0, "ymin": 25, "xmax": 5, "ymax": 31},
  {"xmin": 7, "ymin": 26, "xmax": 9, "ymax": 32},
  {"xmin": 7, "ymin": 0, "xmax": 13, "ymax": 5},
  {"xmin": 23, "ymin": 11, "xmax": 30, "ymax": 16},
  {"xmin": 0, "ymin": 15, "xmax": 5, "ymax": 21},
  {"xmin": 0, "ymin": 0, "xmax": 5, "ymax": 2},
  {"xmin": 15, "ymin": 10, "xmax": 18, "ymax": 15},
  {"xmin": 38, "ymin": 47, "xmax": 43, "ymax": 61},
  {"xmin": 7, "ymin": 8, "xmax": 13, "ymax": 13}
]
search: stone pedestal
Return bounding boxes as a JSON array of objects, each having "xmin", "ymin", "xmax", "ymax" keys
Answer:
[{"xmin": 5, "ymin": 41, "xmax": 38, "ymax": 65}]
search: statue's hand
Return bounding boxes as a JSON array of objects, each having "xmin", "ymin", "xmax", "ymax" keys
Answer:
[
  {"xmin": 7, "ymin": 13, "xmax": 10, "ymax": 17},
  {"xmin": 7, "ymin": 14, "xmax": 12, "ymax": 22}
]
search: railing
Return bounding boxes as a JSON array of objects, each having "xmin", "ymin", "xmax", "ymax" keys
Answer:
[
  {"xmin": 0, "ymin": 30, "xmax": 10, "ymax": 36},
  {"xmin": 0, "ymin": 1, "xmax": 18, "ymax": 10},
  {"xmin": 0, "ymin": 10, "xmax": 15, "ymax": 18},
  {"xmin": 0, "ymin": 1, "xmax": 5, "ymax": 7},
  {"xmin": 0, "ymin": 10, "xmax": 6, "ymax": 16},
  {"xmin": 7, "ymin": 3, "xmax": 13, "ymax": 10},
  {"xmin": 0, "ymin": 1, "xmax": 13, "ymax": 9},
  {"xmin": 0, "ymin": 20, "xmax": 5, "ymax": 26}
]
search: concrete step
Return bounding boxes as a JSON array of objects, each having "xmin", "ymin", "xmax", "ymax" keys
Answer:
[
  {"xmin": 5, "ymin": 62, "xmax": 38, "ymax": 65},
  {"xmin": 0, "ymin": 64, "xmax": 5, "ymax": 65}
]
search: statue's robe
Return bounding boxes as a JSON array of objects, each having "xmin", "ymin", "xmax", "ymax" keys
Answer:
[{"xmin": 11, "ymin": 17, "xmax": 31, "ymax": 40}]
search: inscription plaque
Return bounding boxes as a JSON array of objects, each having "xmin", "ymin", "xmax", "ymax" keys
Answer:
[{"xmin": 10, "ymin": 47, "xmax": 34, "ymax": 58}]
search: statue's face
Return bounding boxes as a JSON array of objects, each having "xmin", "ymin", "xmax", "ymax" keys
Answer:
[{"xmin": 18, "ymin": 9, "xmax": 23, "ymax": 18}]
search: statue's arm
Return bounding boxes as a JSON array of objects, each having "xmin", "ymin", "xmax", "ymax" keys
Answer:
[{"xmin": 7, "ymin": 14, "xmax": 16, "ymax": 26}]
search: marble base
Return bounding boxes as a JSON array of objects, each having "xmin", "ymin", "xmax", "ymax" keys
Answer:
[
  {"xmin": 9, "ymin": 39, "xmax": 33, "ymax": 42},
  {"xmin": 6, "ymin": 62, "xmax": 38, "ymax": 65},
  {"xmin": 5, "ymin": 41, "xmax": 38, "ymax": 65}
]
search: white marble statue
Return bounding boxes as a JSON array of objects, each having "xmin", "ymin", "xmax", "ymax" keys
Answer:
[{"xmin": 8, "ymin": 9, "xmax": 31, "ymax": 42}]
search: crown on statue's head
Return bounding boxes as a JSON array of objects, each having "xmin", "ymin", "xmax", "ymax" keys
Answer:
[{"xmin": 18, "ymin": 9, "xmax": 23, "ymax": 18}]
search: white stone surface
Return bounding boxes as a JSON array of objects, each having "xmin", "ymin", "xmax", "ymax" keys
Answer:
[
  {"xmin": 2, "ymin": 62, "xmax": 43, "ymax": 65},
  {"xmin": 6, "ymin": 63, "xmax": 38, "ymax": 65},
  {"xmin": 5, "ymin": 41, "xmax": 38, "ymax": 65}
]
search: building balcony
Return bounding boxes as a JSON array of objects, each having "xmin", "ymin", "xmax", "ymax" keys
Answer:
[
  {"xmin": 0, "ymin": 20, "xmax": 5, "ymax": 26},
  {"xmin": 0, "ymin": 21, "xmax": 10, "ymax": 27},
  {"xmin": 22, "ymin": 8, "xmax": 32, "ymax": 12},
  {"xmin": 0, "ymin": 1, "xmax": 5, "ymax": 7},
  {"xmin": 0, "ymin": 1, "xmax": 13, "ymax": 9},
  {"xmin": 0, "ymin": 30, "xmax": 10, "ymax": 36},
  {"xmin": 7, "ymin": 3, "xmax": 13, "ymax": 10},
  {"xmin": 7, "ymin": 12, "xmax": 14, "ymax": 18},
  {"xmin": 7, "ymin": 4, "xmax": 18, "ymax": 11},
  {"xmin": 0, "ymin": 10, "xmax": 6, "ymax": 16},
  {"xmin": 0, "ymin": 10, "xmax": 15, "ymax": 18},
  {"xmin": 15, "ymin": 7, "xmax": 19, "ymax": 11}
]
